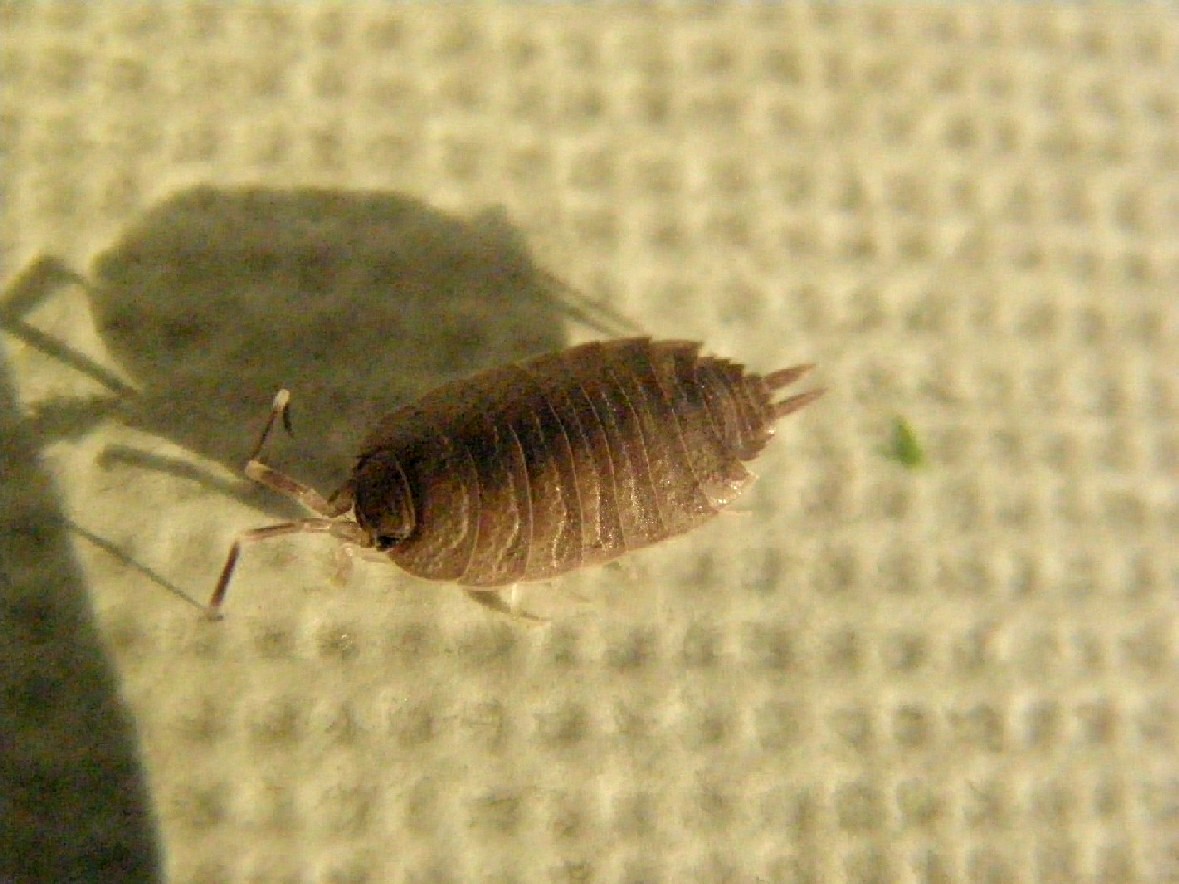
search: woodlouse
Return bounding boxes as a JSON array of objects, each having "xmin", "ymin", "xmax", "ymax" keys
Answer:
[{"xmin": 208, "ymin": 337, "xmax": 822, "ymax": 617}]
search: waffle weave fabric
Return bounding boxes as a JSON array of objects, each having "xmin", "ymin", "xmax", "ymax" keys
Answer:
[{"xmin": 1, "ymin": 5, "xmax": 1176, "ymax": 883}]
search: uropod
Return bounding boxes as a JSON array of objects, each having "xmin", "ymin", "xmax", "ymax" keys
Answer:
[{"xmin": 208, "ymin": 337, "xmax": 823, "ymax": 617}]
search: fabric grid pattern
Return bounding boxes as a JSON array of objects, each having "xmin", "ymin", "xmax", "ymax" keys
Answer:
[{"xmin": 1, "ymin": 5, "xmax": 1176, "ymax": 883}]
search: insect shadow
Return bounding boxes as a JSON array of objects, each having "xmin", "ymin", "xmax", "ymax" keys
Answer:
[
  {"xmin": 0, "ymin": 336, "xmax": 161, "ymax": 880},
  {"xmin": 2, "ymin": 185, "xmax": 630, "ymax": 507}
]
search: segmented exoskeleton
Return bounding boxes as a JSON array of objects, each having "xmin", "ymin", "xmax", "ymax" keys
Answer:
[{"xmin": 209, "ymin": 338, "xmax": 822, "ymax": 615}]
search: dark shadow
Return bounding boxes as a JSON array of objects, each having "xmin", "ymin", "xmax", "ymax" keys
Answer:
[
  {"xmin": 2, "ymin": 186, "xmax": 585, "ymax": 496},
  {"xmin": 66, "ymin": 519, "xmax": 204, "ymax": 612},
  {"xmin": 0, "ymin": 351, "xmax": 162, "ymax": 881},
  {"xmin": 0, "ymin": 186, "xmax": 623, "ymax": 878}
]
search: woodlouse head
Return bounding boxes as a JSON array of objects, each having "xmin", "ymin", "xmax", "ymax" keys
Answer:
[{"xmin": 352, "ymin": 450, "xmax": 416, "ymax": 550}]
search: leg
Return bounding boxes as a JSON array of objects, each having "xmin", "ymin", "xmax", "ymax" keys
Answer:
[
  {"xmin": 330, "ymin": 540, "xmax": 390, "ymax": 584},
  {"xmin": 207, "ymin": 518, "xmax": 369, "ymax": 618},
  {"xmin": 331, "ymin": 542, "xmax": 356, "ymax": 586},
  {"xmin": 463, "ymin": 588, "xmax": 549, "ymax": 625},
  {"xmin": 247, "ymin": 389, "xmax": 293, "ymax": 463},
  {"xmin": 242, "ymin": 389, "xmax": 354, "ymax": 517},
  {"xmin": 245, "ymin": 460, "xmax": 353, "ymax": 517}
]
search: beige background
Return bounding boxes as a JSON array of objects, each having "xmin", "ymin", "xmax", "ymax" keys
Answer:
[{"xmin": 1, "ymin": 5, "xmax": 1177, "ymax": 883}]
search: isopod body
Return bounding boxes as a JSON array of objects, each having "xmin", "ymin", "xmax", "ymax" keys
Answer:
[{"xmin": 209, "ymin": 337, "xmax": 822, "ymax": 614}]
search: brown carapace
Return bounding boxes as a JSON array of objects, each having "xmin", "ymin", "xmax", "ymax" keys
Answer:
[{"xmin": 208, "ymin": 338, "xmax": 823, "ymax": 616}]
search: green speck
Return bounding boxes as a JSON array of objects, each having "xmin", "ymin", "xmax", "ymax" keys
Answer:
[{"xmin": 885, "ymin": 416, "xmax": 925, "ymax": 468}]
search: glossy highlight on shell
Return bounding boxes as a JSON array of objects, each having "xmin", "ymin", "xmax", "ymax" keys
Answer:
[{"xmin": 208, "ymin": 338, "xmax": 823, "ymax": 616}]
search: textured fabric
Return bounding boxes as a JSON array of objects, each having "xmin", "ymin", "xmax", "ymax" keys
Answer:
[{"xmin": 2, "ymin": 6, "xmax": 1176, "ymax": 882}]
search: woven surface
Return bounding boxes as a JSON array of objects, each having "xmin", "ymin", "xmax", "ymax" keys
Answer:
[{"xmin": 2, "ymin": 5, "xmax": 1177, "ymax": 883}]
